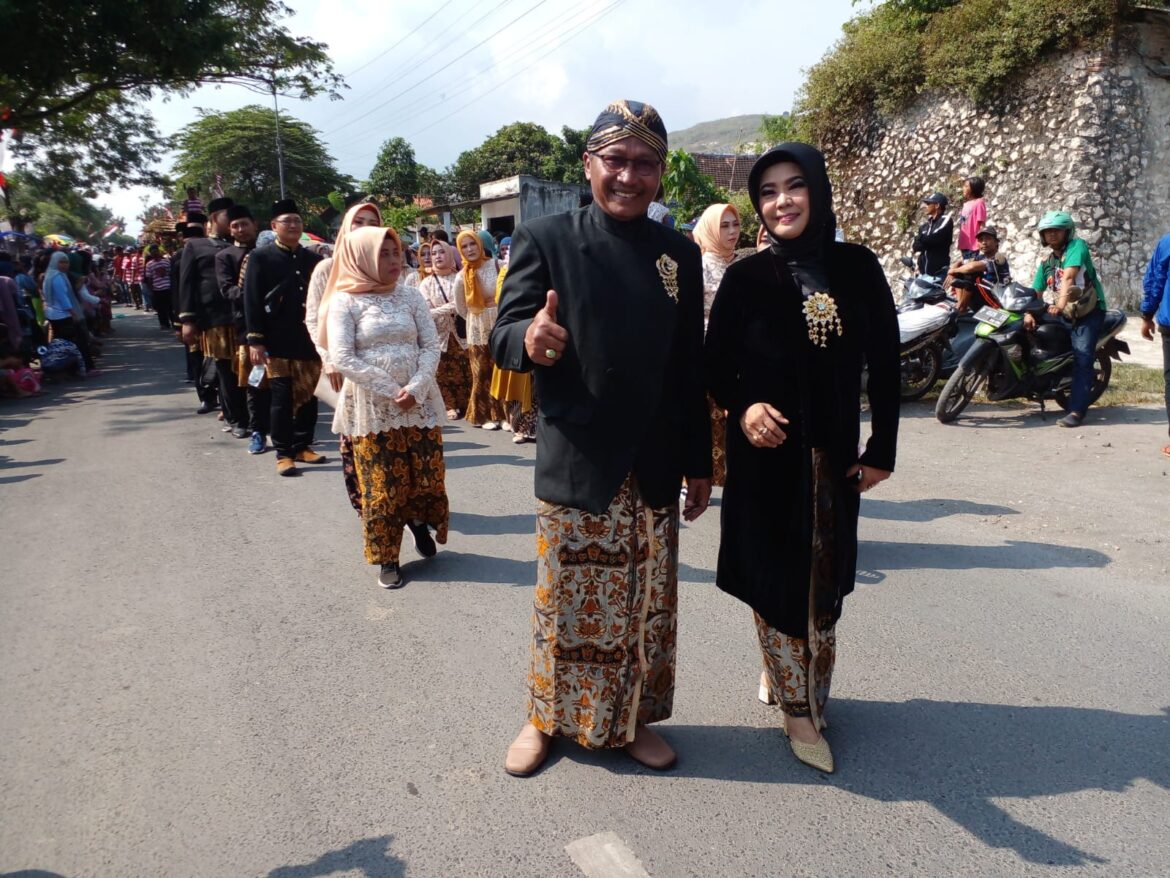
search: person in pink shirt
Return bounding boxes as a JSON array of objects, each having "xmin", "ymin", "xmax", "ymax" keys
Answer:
[{"xmin": 957, "ymin": 175, "xmax": 987, "ymax": 259}]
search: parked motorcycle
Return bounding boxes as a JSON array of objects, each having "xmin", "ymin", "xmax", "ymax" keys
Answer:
[
  {"xmin": 895, "ymin": 257, "xmax": 979, "ymax": 400},
  {"xmin": 934, "ymin": 282, "xmax": 1130, "ymax": 423}
]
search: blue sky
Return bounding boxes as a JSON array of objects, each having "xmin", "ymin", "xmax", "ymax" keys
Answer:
[{"xmin": 104, "ymin": 0, "xmax": 872, "ymax": 233}]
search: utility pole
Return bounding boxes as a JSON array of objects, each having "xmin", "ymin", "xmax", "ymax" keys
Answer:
[{"xmin": 271, "ymin": 78, "xmax": 286, "ymax": 199}]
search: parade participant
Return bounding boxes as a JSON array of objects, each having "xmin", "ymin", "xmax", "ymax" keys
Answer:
[
  {"xmin": 913, "ymin": 193, "xmax": 954, "ymax": 277},
  {"xmin": 694, "ymin": 202, "xmax": 743, "ymax": 486},
  {"xmin": 489, "ymin": 243, "xmax": 536, "ymax": 443},
  {"xmin": 216, "ymin": 204, "xmax": 267, "ymax": 453},
  {"xmin": 123, "ymin": 246, "xmax": 145, "ymax": 309},
  {"xmin": 177, "ymin": 216, "xmax": 220, "ymax": 413},
  {"xmin": 243, "ymin": 199, "xmax": 326, "ymax": 476},
  {"xmin": 1029, "ymin": 210, "xmax": 1106, "ymax": 429},
  {"xmin": 418, "ymin": 240, "xmax": 471, "ymax": 419},
  {"xmin": 404, "ymin": 240, "xmax": 430, "ymax": 288},
  {"xmin": 143, "ymin": 247, "xmax": 173, "ymax": 330},
  {"xmin": 491, "ymin": 99, "xmax": 712, "ymax": 777},
  {"xmin": 307, "ymin": 201, "xmax": 383, "ymax": 508},
  {"xmin": 704, "ymin": 143, "xmax": 900, "ymax": 774},
  {"xmin": 179, "ymin": 197, "xmax": 249, "ymax": 437},
  {"xmin": 453, "ymin": 230, "xmax": 505, "ymax": 428},
  {"xmin": 325, "ymin": 226, "xmax": 448, "ymax": 588},
  {"xmin": 1141, "ymin": 231, "xmax": 1170, "ymax": 457}
]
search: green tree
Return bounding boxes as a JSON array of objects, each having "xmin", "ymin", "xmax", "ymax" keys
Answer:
[
  {"xmin": 446, "ymin": 122, "xmax": 564, "ymax": 201},
  {"xmin": 170, "ymin": 105, "xmax": 354, "ymax": 221},
  {"xmin": 758, "ymin": 113, "xmax": 797, "ymax": 147},
  {"xmin": 553, "ymin": 126, "xmax": 591, "ymax": 185},
  {"xmin": 381, "ymin": 204, "xmax": 422, "ymax": 238},
  {"xmin": 661, "ymin": 149, "xmax": 726, "ymax": 226},
  {"xmin": 366, "ymin": 137, "xmax": 420, "ymax": 205},
  {"xmin": 0, "ymin": 0, "xmax": 341, "ymax": 217},
  {"xmin": 3, "ymin": 170, "xmax": 126, "ymax": 242}
]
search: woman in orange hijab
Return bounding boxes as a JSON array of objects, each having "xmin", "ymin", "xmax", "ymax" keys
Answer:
[
  {"xmin": 306, "ymin": 201, "xmax": 382, "ymax": 514},
  {"xmin": 453, "ymin": 229, "xmax": 506, "ymax": 428},
  {"xmin": 325, "ymin": 225, "xmax": 448, "ymax": 589},
  {"xmin": 418, "ymin": 239, "xmax": 471, "ymax": 418}
]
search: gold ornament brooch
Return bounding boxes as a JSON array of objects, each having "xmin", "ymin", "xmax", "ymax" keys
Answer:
[
  {"xmin": 656, "ymin": 254, "xmax": 679, "ymax": 303},
  {"xmin": 802, "ymin": 291, "xmax": 843, "ymax": 348}
]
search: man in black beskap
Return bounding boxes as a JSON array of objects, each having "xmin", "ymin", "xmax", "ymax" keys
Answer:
[
  {"xmin": 243, "ymin": 199, "xmax": 325, "ymax": 477},
  {"xmin": 175, "ymin": 216, "xmax": 219, "ymax": 414},
  {"xmin": 216, "ymin": 204, "xmax": 269, "ymax": 455},
  {"xmin": 179, "ymin": 196, "xmax": 250, "ymax": 437}
]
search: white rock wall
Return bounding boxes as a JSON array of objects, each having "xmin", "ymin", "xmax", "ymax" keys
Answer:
[{"xmin": 824, "ymin": 19, "xmax": 1170, "ymax": 310}]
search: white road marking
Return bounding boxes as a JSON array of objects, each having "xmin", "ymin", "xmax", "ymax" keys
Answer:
[{"xmin": 565, "ymin": 831, "xmax": 652, "ymax": 878}]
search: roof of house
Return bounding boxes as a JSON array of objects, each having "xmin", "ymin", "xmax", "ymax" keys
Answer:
[{"xmin": 693, "ymin": 153, "xmax": 758, "ymax": 192}]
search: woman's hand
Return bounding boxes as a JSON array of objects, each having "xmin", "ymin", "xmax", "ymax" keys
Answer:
[
  {"xmin": 393, "ymin": 388, "xmax": 417, "ymax": 410},
  {"xmin": 325, "ymin": 363, "xmax": 344, "ymax": 393},
  {"xmin": 739, "ymin": 402, "xmax": 789, "ymax": 448},
  {"xmin": 846, "ymin": 463, "xmax": 891, "ymax": 493}
]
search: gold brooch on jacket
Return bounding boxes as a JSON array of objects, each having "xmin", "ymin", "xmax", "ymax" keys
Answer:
[
  {"xmin": 802, "ymin": 291, "xmax": 843, "ymax": 347},
  {"xmin": 656, "ymin": 254, "xmax": 679, "ymax": 303}
]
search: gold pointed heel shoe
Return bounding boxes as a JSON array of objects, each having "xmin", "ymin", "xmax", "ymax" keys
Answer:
[
  {"xmin": 781, "ymin": 714, "xmax": 834, "ymax": 774},
  {"xmin": 758, "ymin": 670, "xmax": 777, "ymax": 705}
]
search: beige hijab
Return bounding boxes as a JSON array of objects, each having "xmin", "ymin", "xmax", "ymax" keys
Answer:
[
  {"xmin": 694, "ymin": 202, "xmax": 740, "ymax": 263},
  {"xmin": 315, "ymin": 202, "xmax": 382, "ymax": 349}
]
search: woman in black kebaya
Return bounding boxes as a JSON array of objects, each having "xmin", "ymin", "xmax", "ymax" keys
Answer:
[{"xmin": 705, "ymin": 144, "xmax": 901, "ymax": 773}]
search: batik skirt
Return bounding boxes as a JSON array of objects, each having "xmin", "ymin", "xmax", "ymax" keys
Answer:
[
  {"xmin": 465, "ymin": 345, "xmax": 506, "ymax": 425},
  {"xmin": 350, "ymin": 426, "xmax": 450, "ymax": 565},
  {"xmin": 436, "ymin": 346, "xmax": 472, "ymax": 415},
  {"xmin": 528, "ymin": 476, "xmax": 680, "ymax": 749},
  {"xmin": 709, "ymin": 395, "xmax": 727, "ymax": 488}
]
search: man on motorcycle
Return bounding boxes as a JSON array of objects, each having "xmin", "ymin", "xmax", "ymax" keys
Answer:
[
  {"xmin": 912, "ymin": 193, "xmax": 954, "ymax": 277},
  {"xmin": 1024, "ymin": 210, "xmax": 1107, "ymax": 428},
  {"xmin": 945, "ymin": 225, "xmax": 1012, "ymax": 313}
]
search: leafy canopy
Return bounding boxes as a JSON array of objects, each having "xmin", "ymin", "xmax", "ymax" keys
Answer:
[
  {"xmin": 366, "ymin": 137, "xmax": 421, "ymax": 205},
  {"xmin": 446, "ymin": 122, "xmax": 583, "ymax": 202},
  {"xmin": 170, "ymin": 105, "xmax": 353, "ymax": 225}
]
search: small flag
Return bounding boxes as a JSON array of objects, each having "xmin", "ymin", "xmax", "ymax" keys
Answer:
[
  {"xmin": 100, "ymin": 222, "xmax": 121, "ymax": 239},
  {"xmin": 212, "ymin": 174, "xmax": 224, "ymax": 198}
]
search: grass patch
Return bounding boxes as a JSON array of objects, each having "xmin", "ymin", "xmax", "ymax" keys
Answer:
[{"xmin": 1100, "ymin": 363, "xmax": 1165, "ymax": 406}]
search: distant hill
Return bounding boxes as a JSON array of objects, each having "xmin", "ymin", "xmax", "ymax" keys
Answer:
[{"xmin": 668, "ymin": 114, "xmax": 764, "ymax": 154}]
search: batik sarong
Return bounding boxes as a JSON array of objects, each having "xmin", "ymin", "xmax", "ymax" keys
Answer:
[
  {"xmin": 528, "ymin": 476, "xmax": 680, "ymax": 749},
  {"xmin": 265, "ymin": 356, "xmax": 321, "ymax": 414},
  {"xmin": 200, "ymin": 324, "xmax": 237, "ymax": 361},
  {"xmin": 465, "ymin": 345, "xmax": 506, "ymax": 425},
  {"xmin": 351, "ymin": 426, "xmax": 449, "ymax": 565},
  {"xmin": 435, "ymin": 346, "xmax": 472, "ymax": 415},
  {"xmin": 755, "ymin": 448, "xmax": 839, "ymax": 730}
]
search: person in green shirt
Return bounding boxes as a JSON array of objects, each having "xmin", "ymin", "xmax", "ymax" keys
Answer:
[{"xmin": 1029, "ymin": 210, "xmax": 1106, "ymax": 428}]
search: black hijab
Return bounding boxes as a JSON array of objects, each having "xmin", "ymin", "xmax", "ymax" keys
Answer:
[{"xmin": 747, "ymin": 142, "xmax": 838, "ymax": 291}]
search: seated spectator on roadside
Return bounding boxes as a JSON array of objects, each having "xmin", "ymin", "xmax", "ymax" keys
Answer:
[
  {"xmin": 36, "ymin": 337, "xmax": 86, "ymax": 379},
  {"xmin": 946, "ymin": 225, "xmax": 1012, "ymax": 312}
]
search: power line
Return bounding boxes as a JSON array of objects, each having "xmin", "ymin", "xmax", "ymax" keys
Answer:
[
  {"xmin": 329, "ymin": 0, "xmax": 552, "ymax": 137},
  {"xmin": 327, "ymin": 0, "xmax": 517, "ymax": 126},
  {"xmin": 343, "ymin": 0, "xmax": 462, "ymax": 78},
  {"xmin": 405, "ymin": 0, "xmax": 625, "ymax": 139}
]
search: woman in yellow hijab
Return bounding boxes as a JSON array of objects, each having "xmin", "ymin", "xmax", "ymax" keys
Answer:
[
  {"xmin": 453, "ymin": 229, "xmax": 506, "ymax": 428},
  {"xmin": 488, "ymin": 238, "xmax": 536, "ymax": 442}
]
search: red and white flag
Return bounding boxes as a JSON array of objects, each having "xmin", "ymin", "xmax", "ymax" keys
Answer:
[{"xmin": 100, "ymin": 222, "xmax": 121, "ymax": 239}]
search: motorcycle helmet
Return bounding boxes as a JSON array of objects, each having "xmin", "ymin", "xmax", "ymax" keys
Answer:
[{"xmin": 1036, "ymin": 210, "xmax": 1076, "ymax": 243}]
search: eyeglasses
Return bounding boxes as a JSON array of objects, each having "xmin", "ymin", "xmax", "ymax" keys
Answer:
[
  {"xmin": 590, "ymin": 152, "xmax": 662, "ymax": 177},
  {"xmin": 273, "ymin": 217, "xmax": 303, "ymax": 227}
]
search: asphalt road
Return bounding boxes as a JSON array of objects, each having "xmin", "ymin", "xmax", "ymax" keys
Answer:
[{"xmin": 2, "ymin": 309, "xmax": 1168, "ymax": 878}]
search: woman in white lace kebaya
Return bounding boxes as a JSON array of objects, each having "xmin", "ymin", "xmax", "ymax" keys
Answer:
[
  {"xmin": 418, "ymin": 240, "xmax": 471, "ymax": 418},
  {"xmin": 324, "ymin": 226, "xmax": 449, "ymax": 588}
]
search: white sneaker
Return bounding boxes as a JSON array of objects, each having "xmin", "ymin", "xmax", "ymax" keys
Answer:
[
  {"xmin": 501, "ymin": 421, "xmax": 513, "ymax": 432},
  {"xmin": 482, "ymin": 421, "xmax": 500, "ymax": 431}
]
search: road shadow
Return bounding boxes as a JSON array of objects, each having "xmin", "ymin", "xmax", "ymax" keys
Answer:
[
  {"xmin": 646, "ymin": 700, "xmax": 1170, "ymax": 867},
  {"xmin": 449, "ymin": 511, "xmax": 535, "ymax": 536},
  {"xmin": 863, "ymin": 497, "xmax": 1017, "ymax": 521},
  {"xmin": 445, "ymin": 453, "xmax": 535, "ymax": 470},
  {"xmin": 859, "ymin": 539, "xmax": 1110, "ymax": 574},
  {"xmin": 267, "ymin": 834, "xmax": 405, "ymax": 878},
  {"xmin": 1, "ymin": 872, "xmax": 71, "ymax": 878},
  {"xmin": 402, "ymin": 551, "xmax": 536, "ymax": 585}
]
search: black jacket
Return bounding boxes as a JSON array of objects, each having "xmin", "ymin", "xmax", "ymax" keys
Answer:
[
  {"xmin": 913, "ymin": 215, "xmax": 954, "ymax": 277},
  {"xmin": 242, "ymin": 242, "xmax": 322, "ymax": 361},
  {"xmin": 215, "ymin": 243, "xmax": 253, "ymax": 345},
  {"xmin": 178, "ymin": 235, "xmax": 234, "ymax": 329},
  {"xmin": 491, "ymin": 203, "xmax": 711, "ymax": 514},
  {"xmin": 705, "ymin": 243, "xmax": 900, "ymax": 634}
]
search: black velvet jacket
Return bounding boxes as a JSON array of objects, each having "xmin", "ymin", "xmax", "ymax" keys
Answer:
[
  {"xmin": 242, "ymin": 243, "xmax": 322, "ymax": 361},
  {"xmin": 178, "ymin": 235, "xmax": 233, "ymax": 330},
  {"xmin": 215, "ymin": 242, "xmax": 253, "ymax": 345},
  {"xmin": 491, "ymin": 203, "xmax": 711, "ymax": 514},
  {"xmin": 704, "ymin": 242, "xmax": 900, "ymax": 634}
]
